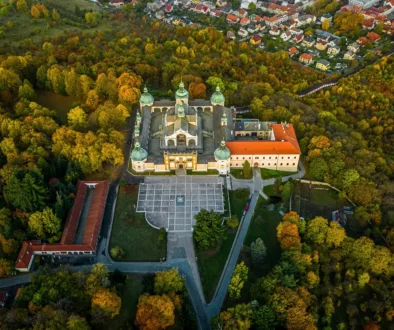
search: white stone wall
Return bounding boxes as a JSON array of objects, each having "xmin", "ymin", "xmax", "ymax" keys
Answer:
[{"xmin": 230, "ymin": 154, "xmax": 299, "ymax": 171}]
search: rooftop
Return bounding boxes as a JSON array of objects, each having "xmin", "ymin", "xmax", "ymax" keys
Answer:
[{"xmin": 15, "ymin": 181, "xmax": 109, "ymax": 271}]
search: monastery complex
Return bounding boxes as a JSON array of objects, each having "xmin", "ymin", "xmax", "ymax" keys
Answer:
[{"xmin": 130, "ymin": 83, "xmax": 301, "ymax": 175}]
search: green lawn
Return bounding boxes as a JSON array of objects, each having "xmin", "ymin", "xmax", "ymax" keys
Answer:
[
  {"xmin": 112, "ymin": 275, "xmax": 144, "ymax": 329},
  {"xmin": 196, "ymin": 189, "xmax": 250, "ymax": 302},
  {"xmin": 244, "ymin": 196, "xmax": 282, "ymax": 272},
  {"xmin": 260, "ymin": 168, "xmax": 297, "ymax": 179},
  {"xmin": 230, "ymin": 169, "xmax": 253, "ymax": 180},
  {"xmin": 187, "ymin": 169, "xmax": 219, "ymax": 175},
  {"xmin": 109, "ymin": 185, "xmax": 167, "ymax": 261},
  {"xmin": 311, "ymin": 188, "xmax": 339, "ymax": 207},
  {"xmin": 263, "ymin": 184, "xmax": 275, "ymax": 196}
]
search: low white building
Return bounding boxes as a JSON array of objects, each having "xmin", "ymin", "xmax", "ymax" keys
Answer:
[{"xmin": 349, "ymin": 0, "xmax": 380, "ymax": 8}]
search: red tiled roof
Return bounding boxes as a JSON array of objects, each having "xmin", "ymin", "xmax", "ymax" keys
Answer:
[
  {"xmin": 289, "ymin": 47, "xmax": 298, "ymax": 54},
  {"xmin": 226, "ymin": 124, "xmax": 301, "ymax": 155},
  {"xmin": 240, "ymin": 17, "xmax": 249, "ymax": 25},
  {"xmin": 226, "ymin": 14, "xmax": 239, "ymax": 22},
  {"xmin": 251, "ymin": 34, "xmax": 261, "ymax": 41},
  {"xmin": 15, "ymin": 181, "xmax": 109, "ymax": 271},
  {"xmin": 367, "ymin": 31, "xmax": 381, "ymax": 41},
  {"xmin": 300, "ymin": 53, "xmax": 313, "ymax": 60}
]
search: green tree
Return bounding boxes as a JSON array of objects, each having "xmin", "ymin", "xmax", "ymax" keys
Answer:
[
  {"xmin": 154, "ymin": 268, "xmax": 184, "ymax": 295},
  {"xmin": 194, "ymin": 209, "xmax": 227, "ymax": 250},
  {"xmin": 226, "ymin": 216, "xmax": 239, "ymax": 229},
  {"xmin": 243, "ymin": 160, "xmax": 252, "ymax": 179},
  {"xmin": 67, "ymin": 315, "xmax": 91, "ymax": 330},
  {"xmin": 309, "ymin": 157, "xmax": 328, "ymax": 180},
  {"xmin": 0, "ymin": 258, "xmax": 13, "ymax": 277},
  {"xmin": 229, "ymin": 262, "xmax": 248, "ymax": 299},
  {"xmin": 16, "ymin": 0, "xmax": 28, "ymax": 12},
  {"xmin": 251, "ymin": 238, "xmax": 267, "ymax": 266},
  {"xmin": 110, "ymin": 246, "xmax": 124, "ymax": 260},
  {"xmin": 4, "ymin": 172, "xmax": 48, "ymax": 212},
  {"xmin": 51, "ymin": 9, "xmax": 60, "ymax": 21},
  {"xmin": 68, "ymin": 107, "xmax": 88, "ymax": 129},
  {"xmin": 253, "ymin": 305, "xmax": 276, "ymax": 330},
  {"xmin": 219, "ymin": 303, "xmax": 253, "ymax": 330},
  {"xmin": 28, "ymin": 208, "xmax": 62, "ymax": 242}
]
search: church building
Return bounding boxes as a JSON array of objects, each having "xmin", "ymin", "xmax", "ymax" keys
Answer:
[{"xmin": 130, "ymin": 83, "xmax": 301, "ymax": 175}]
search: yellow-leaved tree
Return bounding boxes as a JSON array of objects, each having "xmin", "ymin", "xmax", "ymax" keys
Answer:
[
  {"xmin": 91, "ymin": 288, "xmax": 121, "ymax": 318},
  {"xmin": 135, "ymin": 294, "xmax": 175, "ymax": 329}
]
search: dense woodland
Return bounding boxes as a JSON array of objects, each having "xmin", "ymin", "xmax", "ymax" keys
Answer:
[{"xmin": 0, "ymin": 0, "xmax": 394, "ymax": 329}]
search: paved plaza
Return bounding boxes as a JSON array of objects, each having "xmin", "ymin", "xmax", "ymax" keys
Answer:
[{"xmin": 136, "ymin": 176, "xmax": 224, "ymax": 232}]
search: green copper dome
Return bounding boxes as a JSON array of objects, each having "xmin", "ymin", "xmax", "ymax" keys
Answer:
[
  {"xmin": 130, "ymin": 142, "xmax": 148, "ymax": 161},
  {"xmin": 210, "ymin": 85, "xmax": 225, "ymax": 105},
  {"xmin": 176, "ymin": 81, "xmax": 189, "ymax": 99},
  {"xmin": 136, "ymin": 111, "xmax": 141, "ymax": 122},
  {"xmin": 139, "ymin": 87, "xmax": 154, "ymax": 105},
  {"xmin": 214, "ymin": 140, "xmax": 231, "ymax": 161},
  {"xmin": 177, "ymin": 103, "xmax": 185, "ymax": 118}
]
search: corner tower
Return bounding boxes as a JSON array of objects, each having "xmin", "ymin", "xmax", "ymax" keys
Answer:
[{"xmin": 175, "ymin": 81, "xmax": 189, "ymax": 105}]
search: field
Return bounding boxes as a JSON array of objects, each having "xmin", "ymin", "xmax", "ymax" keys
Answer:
[
  {"xmin": 260, "ymin": 168, "xmax": 297, "ymax": 179},
  {"xmin": 37, "ymin": 91, "xmax": 79, "ymax": 124},
  {"xmin": 109, "ymin": 185, "xmax": 167, "ymax": 261},
  {"xmin": 196, "ymin": 188, "xmax": 250, "ymax": 302},
  {"xmin": 230, "ymin": 169, "xmax": 253, "ymax": 180},
  {"xmin": 292, "ymin": 181, "xmax": 346, "ymax": 220}
]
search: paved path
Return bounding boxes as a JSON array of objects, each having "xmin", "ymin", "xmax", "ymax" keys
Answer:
[{"xmin": 207, "ymin": 191, "xmax": 259, "ymax": 318}]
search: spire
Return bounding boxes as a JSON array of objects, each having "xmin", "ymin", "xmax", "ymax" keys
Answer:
[
  {"xmin": 216, "ymin": 85, "xmax": 221, "ymax": 93},
  {"xmin": 135, "ymin": 141, "xmax": 140, "ymax": 148},
  {"xmin": 143, "ymin": 86, "xmax": 148, "ymax": 93},
  {"xmin": 220, "ymin": 139, "xmax": 226, "ymax": 147}
]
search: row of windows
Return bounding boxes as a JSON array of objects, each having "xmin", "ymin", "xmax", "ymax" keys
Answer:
[
  {"xmin": 232, "ymin": 163, "xmax": 297, "ymax": 167},
  {"xmin": 232, "ymin": 156, "xmax": 298, "ymax": 160}
]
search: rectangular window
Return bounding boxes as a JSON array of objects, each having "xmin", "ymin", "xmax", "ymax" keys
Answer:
[
  {"xmin": 293, "ymin": 163, "xmax": 295, "ymax": 165},
  {"xmin": 280, "ymin": 163, "xmax": 283, "ymax": 166},
  {"xmin": 281, "ymin": 157, "xmax": 284, "ymax": 159},
  {"xmin": 255, "ymin": 157, "xmax": 259, "ymax": 160},
  {"xmin": 287, "ymin": 163, "xmax": 289, "ymax": 166},
  {"xmin": 288, "ymin": 157, "xmax": 290, "ymax": 159},
  {"xmin": 269, "ymin": 157, "xmax": 271, "ymax": 159},
  {"xmin": 294, "ymin": 156, "xmax": 297, "ymax": 159}
]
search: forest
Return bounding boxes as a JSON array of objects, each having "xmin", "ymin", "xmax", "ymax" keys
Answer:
[{"xmin": 0, "ymin": 0, "xmax": 394, "ymax": 329}]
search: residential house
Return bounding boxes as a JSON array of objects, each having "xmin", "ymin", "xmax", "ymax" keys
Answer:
[
  {"xmin": 164, "ymin": 4, "xmax": 173, "ymax": 12},
  {"xmin": 347, "ymin": 42, "xmax": 360, "ymax": 52},
  {"xmin": 264, "ymin": 16, "xmax": 278, "ymax": 27},
  {"xmin": 0, "ymin": 291, "xmax": 8, "ymax": 307},
  {"xmin": 240, "ymin": 17, "xmax": 250, "ymax": 25},
  {"xmin": 236, "ymin": 8, "xmax": 248, "ymax": 17},
  {"xmin": 172, "ymin": 17, "xmax": 183, "ymax": 26},
  {"xmin": 238, "ymin": 28, "xmax": 248, "ymax": 37},
  {"xmin": 316, "ymin": 59, "xmax": 330, "ymax": 71},
  {"xmin": 288, "ymin": 46, "xmax": 298, "ymax": 57},
  {"xmin": 299, "ymin": 53, "xmax": 313, "ymax": 64},
  {"xmin": 303, "ymin": 36, "xmax": 315, "ymax": 47},
  {"xmin": 210, "ymin": 9, "xmax": 222, "ymax": 17},
  {"xmin": 321, "ymin": 13, "xmax": 333, "ymax": 23},
  {"xmin": 269, "ymin": 26, "xmax": 281, "ymax": 36},
  {"xmin": 294, "ymin": 34, "xmax": 304, "ymax": 43},
  {"xmin": 357, "ymin": 36, "xmax": 369, "ymax": 45},
  {"xmin": 367, "ymin": 31, "xmax": 381, "ymax": 41},
  {"xmin": 147, "ymin": 1, "xmax": 163, "ymax": 11},
  {"xmin": 110, "ymin": 0, "xmax": 124, "ymax": 6},
  {"xmin": 349, "ymin": 0, "xmax": 380, "ymax": 9},
  {"xmin": 248, "ymin": 25, "xmax": 259, "ymax": 33},
  {"xmin": 316, "ymin": 40, "xmax": 328, "ymax": 51},
  {"xmin": 227, "ymin": 30, "xmax": 236, "ymax": 40},
  {"xmin": 281, "ymin": 30, "xmax": 292, "ymax": 41},
  {"xmin": 155, "ymin": 10, "xmax": 165, "ymax": 20},
  {"xmin": 344, "ymin": 51, "xmax": 356, "ymax": 60},
  {"xmin": 362, "ymin": 19, "xmax": 375, "ymax": 29},
  {"xmin": 280, "ymin": 20, "xmax": 293, "ymax": 30},
  {"xmin": 226, "ymin": 14, "xmax": 239, "ymax": 23},
  {"xmin": 297, "ymin": 14, "xmax": 316, "ymax": 26},
  {"xmin": 328, "ymin": 45, "xmax": 340, "ymax": 55},
  {"xmin": 256, "ymin": 22, "xmax": 267, "ymax": 31},
  {"xmin": 289, "ymin": 27, "xmax": 303, "ymax": 35},
  {"xmin": 250, "ymin": 34, "xmax": 262, "ymax": 45}
]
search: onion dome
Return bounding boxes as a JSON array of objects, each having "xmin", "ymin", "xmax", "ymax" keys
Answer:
[
  {"xmin": 214, "ymin": 140, "xmax": 231, "ymax": 161},
  {"xmin": 136, "ymin": 111, "xmax": 142, "ymax": 123},
  {"xmin": 176, "ymin": 81, "xmax": 189, "ymax": 99},
  {"xmin": 210, "ymin": 85, "xmax": 225, "ymax": 105},
  {"xmin": 139, "ymin": 87, "xmax": 154, "ymax": 105},
  {"xmin": 134, "ymin": 123, "xmax": 140, "ymax": 135},
  {"xmin": 221, "ymin": 110, "xmax": 227, "ymax": 125},
  {"xmin": 130, "ymin": 142, "xmax": 148, "ymax": 161}
]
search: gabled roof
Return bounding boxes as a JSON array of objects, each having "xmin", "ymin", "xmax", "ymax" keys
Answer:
[
  {"xmin": 300, "ymin": 53, "xmax": 313, "ymax": 60},
  {"xmin": 226, "ymin": 13, "xmax": 239, "ymax": 22},
  {"xmin": 226, "ymin": 123, "xmax": 300, "ymax": 155},
  {"xmin": 15, "ymin": 181, "xmax": 109, "ymax": 271}
]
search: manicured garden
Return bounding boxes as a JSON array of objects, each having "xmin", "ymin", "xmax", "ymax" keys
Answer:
[
  {"xmin": 109, "ymin": 185, "xmax": 167, "ymax": 261},
  {"xmin": 230, "ymin": 169, "xmax": 253, "ymax": 180},
  {"xmin": 260, "ymin": 168, "xmax": 297, "ymax": 179},
  {"xmin": 196, "ymin": 188, "xmax": 250, "ymax": 302}
]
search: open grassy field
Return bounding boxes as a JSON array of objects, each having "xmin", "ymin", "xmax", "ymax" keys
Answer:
[
  {"xmin": 260, "ymin": 168, "xmax": 297, "ymax": 179},
  {"xmin": 196, "ymin": 188, "xmax": 250, "ymax": 302},
  {"xmin": 109, "ymin": 185, "xmax": 167, "ymax": 261},
  {"xmin": 112, "ymin": 275, "xmax": 144, "ymax": 329},
  {"xmin": 230, "ymin": 169, "xmax": 253, "ymax": 180}
]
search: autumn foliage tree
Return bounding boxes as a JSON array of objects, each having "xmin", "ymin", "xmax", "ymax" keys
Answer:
[{"xmin": 135, "ymin": 294, "xmax": 175, "ymax": 329}]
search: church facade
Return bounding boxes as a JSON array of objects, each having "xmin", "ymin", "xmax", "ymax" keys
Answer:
[{"xmin": 130, "ymin": 83, "xmax": 301, "ymax": 175}]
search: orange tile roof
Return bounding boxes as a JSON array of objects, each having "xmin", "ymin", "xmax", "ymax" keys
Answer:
[
  {"xmin": 226, "ymin": 14, "xmax": 239, "ymax": 22},
  {"xmin": 15, "ymin": 181, "xmax": 109, "ymax": 271},
  {"xmin": 240, "ymin": 17, "xmax": 249, "ymax": 25},
  {"xmin": 226, "ymin": 123, "xmax": 301, "ymax": 155}
]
